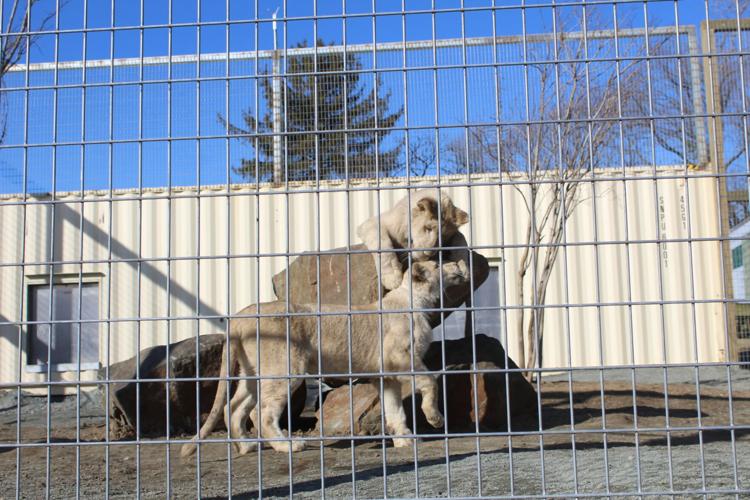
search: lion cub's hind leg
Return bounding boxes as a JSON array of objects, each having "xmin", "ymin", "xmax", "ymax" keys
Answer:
[
  {"xmin": 223, "ymin": 342, "xmax": 260, "ymax": 455},
  {"xmin": 257, "ymin": 378, "xmax": 306, "ymax": 453}
]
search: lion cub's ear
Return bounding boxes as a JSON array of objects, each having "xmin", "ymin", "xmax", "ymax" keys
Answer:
[
  {"xmin": 452, "ymin": 207, "xmax": 469, "ymax": 226},
  {"xmin": 411, "ymin": 262, "xmax": 429, "ymax": 283},
  {"xmin": 414, "ymin": 197, "xmax": 438, "ymax": 217}
]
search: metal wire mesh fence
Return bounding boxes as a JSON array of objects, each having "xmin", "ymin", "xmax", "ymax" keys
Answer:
[{"xmin": 0, "ymin": 0, "xmax": 749, "ymax": 498}]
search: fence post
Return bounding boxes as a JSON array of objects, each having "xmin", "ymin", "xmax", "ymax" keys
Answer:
[
  {"xmin": 272, "ymin": 9, "xmax": 283, "ymax": 184},
  {"xmin": 702, "ymin": 19, "xmax": 738, "ymax": 362}
]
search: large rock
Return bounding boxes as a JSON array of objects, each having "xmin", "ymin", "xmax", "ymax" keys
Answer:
[
  {"xmin": 419, "ymin": 334, "xmax": 538, "ymax": 431},
  {"xmin": 272, "ymin": 232, "xmax": 489, "ymax": 329},
  {"xmin": 100, "ymin": 334, "xmax": 306, "ymax": 439},
  {"xmin": 315, "ymin": 334, "xmax": 537, "ymax": 438},
  {"xmin": 315, "ymin": 383, "xmax": 381, "ymax": 437}
]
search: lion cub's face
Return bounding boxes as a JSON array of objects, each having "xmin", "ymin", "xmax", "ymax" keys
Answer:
[
  {"xmin": 410, "ymin": 196, "xmax": 469, "ymax": 261},
  {"xmin": 401, "ymin": 259, "xmax": 470, "ymax": 299}
]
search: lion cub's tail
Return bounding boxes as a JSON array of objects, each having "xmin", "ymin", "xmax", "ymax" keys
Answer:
[{"xmin": 180, "ymin": 338, "xmax": 237, "ymax": 458}]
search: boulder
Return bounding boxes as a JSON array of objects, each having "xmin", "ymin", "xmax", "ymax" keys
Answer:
[
  {"xmin": 315, "ymin": 334, "xmax": 538, "ymax": 438},
  {"xmin": 100, "ymin": 334, "xmax": 306, "ymax": 439},
  {"xmin": 272, "ymin": 231, "xmax": 490, "ymax": 329},
  {"xmin": 273, "ymin": 231, "xmax": 489, "ymax": 389},
  {"xmin": 315, "ymin": 383, "xmax": 382, "ymax": 437}
]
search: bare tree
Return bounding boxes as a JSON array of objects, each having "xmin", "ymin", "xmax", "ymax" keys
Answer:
[
  {"xmin": 713, "ymin": 0, "xmax": 750, "ymax": 18},
  {"xmin": 442, "ymin": 126, "xmax": 514, "ymax": 175},
  {"xmin": 0, "ymin": 0, "xmax": 57, "ymax": 142},
  {"xmin": 512, "ymin": 10, "xmax": 652, "ymax": 376}
]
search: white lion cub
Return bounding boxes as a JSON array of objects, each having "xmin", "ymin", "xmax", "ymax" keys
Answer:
[
  {"xmin": 357, "ymin": 189, "xmax": 469, "ymax": 290},
  {"xmin": 181, "ymin": 259, "xmax": 470, "ymax": 456}
]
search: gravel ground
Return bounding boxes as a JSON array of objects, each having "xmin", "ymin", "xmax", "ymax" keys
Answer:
[
  {"xmin": 0, "ymin": 366, "xmax": 748, "ymax": 498},
  {"xmin": 258, "ymin": 441, "xmax": 748, "ymax": 499}
]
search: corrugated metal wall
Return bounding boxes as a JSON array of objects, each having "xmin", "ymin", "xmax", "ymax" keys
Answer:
[{"xmin": 0, "ymin": 169, "xmax": 727, "ymax": 389}]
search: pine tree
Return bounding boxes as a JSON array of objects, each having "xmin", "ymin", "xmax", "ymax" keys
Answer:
[{"xmin": 226, "ymin": 40, "xmax": 404, "ymax": 182}]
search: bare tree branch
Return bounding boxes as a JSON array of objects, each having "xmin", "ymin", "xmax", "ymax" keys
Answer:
[{"xmin": 1, "ymin": 0, "xmax": 59, "ymax": 143}]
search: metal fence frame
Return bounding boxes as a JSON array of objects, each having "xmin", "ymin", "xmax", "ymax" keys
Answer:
[{"xmin": 0, "ymin": 1, "xmax": 748, "ymax": 498}]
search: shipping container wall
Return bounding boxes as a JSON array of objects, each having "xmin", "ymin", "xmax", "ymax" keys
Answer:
[{"xmin": 0, "ymin": 169, "xmax": 726, "ymax": 390}]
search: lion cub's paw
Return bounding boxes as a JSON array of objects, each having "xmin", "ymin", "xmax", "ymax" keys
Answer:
[
  {"xmin": 381, "ymin": 269, "xmax": 404, "ymax": 291},
  {"xmin": 270, "ymin": 439, "xmax": 306, "ymax": 453},
  {"xmin": 425, "ymin": 411, "xmax": 445, "ymax": 429},
  {"xmin": 392, "ymin": 437, "xmax": 415, "ymax": 448},
  {"xmin": 290, "ymin": 440, "xmax": 306, "ymax": 452},
  {"xmin": 180, "ymin": 442, "xmax": 198, "ymax": 458},
  {"xmin": 234, "ymin": 441, "xmax": 258, "ymax": 455}
]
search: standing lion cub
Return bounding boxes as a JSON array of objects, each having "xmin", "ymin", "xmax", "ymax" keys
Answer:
[
  {"xmin": 181, "ymin": 259, "xmax": 470, "ymax": 456},
  {"xmin": 357, "ymin": 189, "xmax": 469, "ymax": 291}
]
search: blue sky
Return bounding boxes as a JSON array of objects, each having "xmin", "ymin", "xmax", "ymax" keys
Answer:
[
  {"xmin": 0, "ymin": 0, "xmax": 747, "ymax": 194},
  {"xmin": 20, "ymin": 0, "xmax": 726, "ymax": 63}
]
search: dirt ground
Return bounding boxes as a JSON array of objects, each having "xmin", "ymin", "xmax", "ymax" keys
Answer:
[{"xmin": 1, "ymin": 368, "xmax": 749, "ymax": 499}]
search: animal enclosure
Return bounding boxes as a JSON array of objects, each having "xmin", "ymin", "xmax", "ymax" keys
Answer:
[{"xmin": 0, "ymin": 0, "xmax": 748, "ymax": 498}]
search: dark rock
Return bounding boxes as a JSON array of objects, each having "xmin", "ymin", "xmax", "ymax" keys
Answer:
[
  {"xmin": 417, "ymin": 334, "xmax": 539, "ymax": 431},
  {"xmin": 272, "ymin": 231, "xmax": 490, "ymax": 329},
  {"xmin": 100, "ymin": 334, "xmax": 306, "ymax": 439}
]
